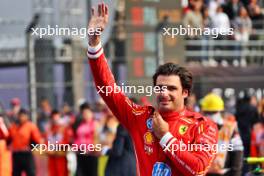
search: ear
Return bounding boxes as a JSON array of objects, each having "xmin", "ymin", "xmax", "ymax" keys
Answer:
[{"xmin": 182, "ymin": 89, "xmax": 189, "ymax": 99}]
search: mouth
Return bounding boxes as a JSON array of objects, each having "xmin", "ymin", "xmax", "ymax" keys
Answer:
[{"xmin": 159, "ymin": 99, "xmax": 171, "ymax": 105}]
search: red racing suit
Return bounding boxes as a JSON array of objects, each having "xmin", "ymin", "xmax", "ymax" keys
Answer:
[{"xmin": 88, "ymin": 44, "xmax": 218, "ymax": 176}]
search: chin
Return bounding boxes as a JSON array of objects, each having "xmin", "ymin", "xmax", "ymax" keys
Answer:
[{"xmin": 158, "ymin": 105, "xmax": 174, "ymax": 112}]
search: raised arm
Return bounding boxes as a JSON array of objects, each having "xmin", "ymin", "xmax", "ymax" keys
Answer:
[{"xmin": 87, "ymin": 3, "xmax": 149, "ymax": 130}]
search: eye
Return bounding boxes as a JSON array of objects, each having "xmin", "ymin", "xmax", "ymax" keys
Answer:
[{"xmin": 166, "ymin": 86, "xmax": 177, "ymax": 91}]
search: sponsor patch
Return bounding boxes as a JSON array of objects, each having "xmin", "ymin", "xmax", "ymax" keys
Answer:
[
  {"xmin": 179, "ymin": 125, "xmax": 188, "ymax": 135},
  {"xmin": 144, "ymin": 145, "xmax": 153, "ymax": 155},
  {"xmin": 146, "ymin": 118, "xmax": 153, "ymax": 131},
  {"xmin": 152, "ymin": 162, "xmax": 172, "ymax": 176},
  {"xmin": 144, "ymin": 131, "xmax": 154, "ymax": 145}
]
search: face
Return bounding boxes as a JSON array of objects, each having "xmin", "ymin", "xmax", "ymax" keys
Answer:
[
  {"xmin": 194, "ymin": 0, "xmax": 203, "ymax": 10},
  {"xmin": 18, "ymin": 113, "xmax": 28, "ymax": 123},
  {"xmin": 155, "ymin": 75, "xmax": 188, "ymax": 113},
  {"xmin": 52, "ymin": 113, "xmax": 61, "ymax": 123},
  {"xmin": 82, "ymin": 109, "xmax": 93, "ymax": 121},
  {"xmin": 240, "ymin": 8, "xmax": 248, "ymax": 17}
]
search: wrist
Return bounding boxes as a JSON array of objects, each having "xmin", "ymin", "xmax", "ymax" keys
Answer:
[
  {"xmin": 88, "ymin": 36, "xmax": 101, "ymax": 47},
  {"xmin": 157, "ymin": 131, "xmax": 168, "ymax": 139},
  {"xmin": 87, "ymin": 42, "xmax": 103, "ymax": 59},
  {"xmin": 159, "ymin": 132, "xmax": 174, "ymax": 148}
]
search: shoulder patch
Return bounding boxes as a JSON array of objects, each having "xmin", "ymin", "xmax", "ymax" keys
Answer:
[{"xmin": 125, "ymin": 98, "xmax": 149, "ymax": 116}]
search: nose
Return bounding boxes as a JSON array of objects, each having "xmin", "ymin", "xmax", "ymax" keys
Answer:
[{"xmin": 160, "ymin": 87, "xmax": 170, "ymax": 98}]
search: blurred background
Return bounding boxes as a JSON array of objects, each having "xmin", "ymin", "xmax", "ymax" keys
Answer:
[{"xmin": 0, "ymin": 0, "xmax": 264, "ymax": 175}]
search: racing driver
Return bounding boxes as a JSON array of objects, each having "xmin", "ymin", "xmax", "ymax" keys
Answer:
[{"xmin": 86, "ymin": 3, "xmax": 218, "ymax": 176}]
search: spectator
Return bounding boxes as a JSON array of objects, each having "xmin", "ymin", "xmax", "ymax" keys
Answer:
[
  {"xmin": 185, "ymin": 93, "xmax": 200, "ymax": 112},
  {"xmin": 208, "ymin": 0, "xmax": 219, "ymax": 18},
  {"xmin": 252, "ymin": 98, "xmax": 264, "ymax": 158},
  {"xmin": 8, "ymin": 109, "xmax": 43, "ymax": 176},
  {"xmin": 248, "ymin": 0, "xmax": 264, "ymax": 54},
  {"xmin": 46, "ymin": 110, "xmax": 69, "ymax": 176},
  {"xmin": 202, "ymin": 6, "xmax": 214, "ymax": 61},
  {"xmin": 258, "ymin": 98, "xmax": 264, "ymax": 117},
  {"xmin": 37, "ymin": 99, "xmax": 52, "ymax": 134},
  {"xmin": 73, "ymin": 102, "xmax": 98, "ymax": 176},
  {"xmin": 0, "ymin": 114, "xmax": 11, "ymax": 176},
  {"xmin": 224, "ymin": 0, "xmax": 244, "ymax": 21},
  {"xmin": 212, "ymin": 5, "xmax": 231, "ymax": 39},
  {"xmin": 201, "ymin": 93, "xmax": 244, "ymax": 176},
  {"xmin": 183, "ymin": 0, "xmax": 204, "ymax": 37},
  {"xmin": 212, "ymin": 5, "xmax": 232, "ymax": 63},
  {"xmin": 234, "ymin": 7, "xmax": 252, "ymax": 42},
  {"xmin": 61, "ymin": 103, "xmax": 74, "ymax": 125},
  {"xmin": 104, "ymin": 124, "xmax": 136, "ymax": 176},
  {"xmin": 233, "ymin": 7, "xmax": 252, "ymax": 63},
  {"xmin": 235, "ymin": 91, "xmax": 260, "ymax": 175},
  {"xmin": 98, "ymin": 111, "xmax": 119, "ymax": 148},
  {"xmin": 183, "ymin": 0, "xmax": 204, "ymax": 62}
]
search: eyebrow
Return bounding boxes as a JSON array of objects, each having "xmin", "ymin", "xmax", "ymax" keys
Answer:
[
  {"xmin": 155, "ymin": 84, "xmax": 178, "ymax": 89},
  {"xmin": 156, "ymin": 84, "xmax": 177, "ymax": 87}
]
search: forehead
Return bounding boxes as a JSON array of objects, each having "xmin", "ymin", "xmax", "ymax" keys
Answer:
[{"xmin": 156, "ymin": 75, "xmax": 182, "ymax": 86}]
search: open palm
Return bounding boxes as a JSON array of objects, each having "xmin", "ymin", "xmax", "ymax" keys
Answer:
[{"xmin": 88, "ymin": 3, "xmax": 109, "ymax": 35}]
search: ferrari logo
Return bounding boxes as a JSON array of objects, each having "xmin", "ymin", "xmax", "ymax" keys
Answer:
[{"xmin": 179, "ymin": 125, "xmax": 188, "ymax": 135}]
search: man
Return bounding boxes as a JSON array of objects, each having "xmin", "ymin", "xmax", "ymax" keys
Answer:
[
  {"xmin": 104, "ymin": 124, "xmax": 136, "ymax": 176},
  {"xmin": 46, "ymin": 110, "xmax": 69, "ymax": 176},
  {"xmin": 73, "ymin": 103, "xmax": 98, "ymax": 176},
  {"xmin": 235, "ymin": 90, "xmax": 260, "ymax": 175},
  {"xmin": 200, "ymin": 93, "xmax": 243, "ymax": 176},
  {"xmin": 8, "ymin": 109, "xmax": 42, "ymax": 176},
  {"xmin": 87, "ymin": 3, "xmax": 218, "ymax": 176}
]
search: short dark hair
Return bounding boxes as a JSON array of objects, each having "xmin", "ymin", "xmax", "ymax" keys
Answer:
[
  {"xmin": 80, "ymin": 102, "xmax": 91, "ymax": 112},
  {"xmin": 18, "ymin": 108, "xmax": 29, "ymax": 116},
  {"xmin": 51, "ymin": 109, "xmax": 60, "ymax": 117},
  {"xmin": 153, "ymin": 63, "xmax": 193, "ymax": 95}
]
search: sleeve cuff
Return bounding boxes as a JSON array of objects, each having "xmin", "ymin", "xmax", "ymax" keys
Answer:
[
  {"xmin": 159, "ymin": 132, "xmax": 174, "ymax": 148},
  {"xmin": 87, "ymin": 42, "xmax": 104, "ymax": 59}
]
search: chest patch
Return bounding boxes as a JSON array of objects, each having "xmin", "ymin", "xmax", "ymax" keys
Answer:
[
  {"xmin": 152, "ymin": 162, "xmax": 172, "ymax": 176},
  {"xmin": 179, "ymin": 125, "xmax": 188, "ymax": 135}
]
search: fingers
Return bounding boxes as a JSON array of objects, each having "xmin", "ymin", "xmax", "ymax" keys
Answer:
[
  {"xmin": 97, "ymin": 3, "xmax": 108, "ymax": 17},
  {"xmin": 91, "ymin": 7, "xmax": 95, "ymax": 16},
  {"xmin": 105, "ymin": 5, "xmax": 108, "ymax": 16},
  {"xmin": 102, "ymin": 3, "xmax": 105, "ymax": 17},
  {"xmin": 98, "ymin": 4, "xmax": 102, "ymax": 16}
]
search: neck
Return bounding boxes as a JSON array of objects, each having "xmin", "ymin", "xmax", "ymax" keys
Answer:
[{"xmin": 159, "ymin": 107, "xmax": 186, "ymax": 121}]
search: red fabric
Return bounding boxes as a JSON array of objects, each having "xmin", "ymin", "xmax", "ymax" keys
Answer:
[
  {"xmin": 250, "ymin": 129, "xmax": 258, "ymax": 157},
  {"xmin": 9, "ymin": 121, "xmax": 42, "ymax": 151},
  {"xmin": 46, "ymin": 123, "xmax": 69, "ymax": 176},
  {"xmin": 48, "ymin": 156, "xmax": 68, "ymax": 176},
  {"xmin": 89, "ymin": 53, "xmax": 218, "ymax": 176}
]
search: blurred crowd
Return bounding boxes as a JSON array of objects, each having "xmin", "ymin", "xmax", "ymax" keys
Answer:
[
  {"xmin": 186, "ymin": 91, "xmax": 264, "ymax": 175},
  {"xmin": 182, "ymin": 0, "xmax": 264, "ymax": 64},
  {"xmin": 0, "ymin": 90, "xmax": 263, "ymax": 176},
  {"xmin": 0, "ymin": 97, "xmax": 123, "ymax": 176}
]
